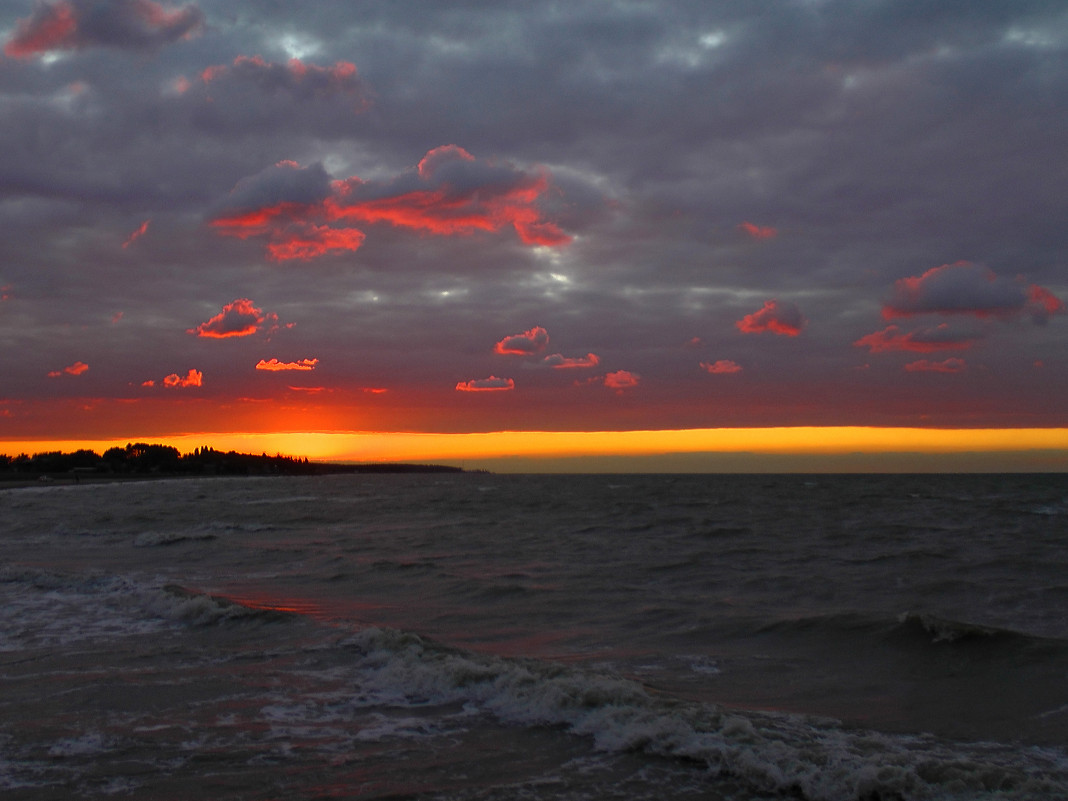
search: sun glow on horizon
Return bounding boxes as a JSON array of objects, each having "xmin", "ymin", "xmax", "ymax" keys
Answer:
[{"xmin": 3, "ymin": 427, "xmax": 1068, "ymax": 472}]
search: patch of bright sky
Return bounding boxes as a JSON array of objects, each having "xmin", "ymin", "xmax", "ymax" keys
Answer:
[
  {"xmin": 345, "ymin": 290, "xmax": 381, "ymax": 305},
  {"xmin": 275, "ymin": 32, "xmax": 323, "ymax": 61},
  {"xmin": 426, "ymin": 34, "xmax": 475, "ymax": 57},
  {"xmin": 530, "ymin": 245, "xmax": 565, "ymax": 267},
  {"xmin": 522, "ymin": 270, "xmax": 572, "ymax": 301},
  {"xmin": 425, "ymin": 285, "xmax": 469, "ymax": 302},
  {"xmin": 1004, "ymin": 25, "xmax": 1063, "ymax": 49},
  {"xmin": 655, "ymin": 29, "xmax": 728, "ymax": 68}
]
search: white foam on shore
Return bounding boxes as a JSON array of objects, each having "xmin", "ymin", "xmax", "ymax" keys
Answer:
[{"xmin": 336, "ymin": 626, "xmax": 1068, "ymax": 801}]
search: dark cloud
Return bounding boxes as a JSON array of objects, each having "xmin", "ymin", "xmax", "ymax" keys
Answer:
[
  {"xmin": 0, "ymin": 0, "xmax": 1066, "ymax": 435},
  {"xmin": 494, "ymin": 327, "xmax": 550, "ymax": 355},
  {"xmin": 736, "ymin": 300, "xmax": 806, "ymax": 337},
  {"xmin": 187, "ymin": 299, "xmax": 282, "ymax": 339},
  {"xmin": 883, "ymin": 262, "xmax": 1064, "ymax": 323},
  {"xmin": 5, "ymin": 0, "xmax": 203, "ymax": 58},
  {"xmin": 700, "ymin": 359, "xmax": 742, "ymax": 374},
  {"xmin": 604, "ymin": 370, "xmax": 640, "ymax": 391},
  {"xmin": 209, "ymin": 148, "xmax": 573, "ymax": 260},
  {"xmin": 455, "ymin": 376, "xmax": 514, "ymax": 392},
  {"xmin": 904, "ymin": 358, "xmax": 967, "ymax": 374},
  {"xmin": 541, "ymin": 352, "xmax": 599, "ymax": 369},
  {"xmin": 854, "ymin": 324, "xmax": 980, "ymax": 354}
]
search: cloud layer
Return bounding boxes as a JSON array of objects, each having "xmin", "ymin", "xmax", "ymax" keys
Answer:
[
  {"xmin": 210, "ymin": 147, "xmax": 570, "ymax": 261},
  {"xmin": 1, "ymin": 0, "xmax": 1065, "ymax": 438}
]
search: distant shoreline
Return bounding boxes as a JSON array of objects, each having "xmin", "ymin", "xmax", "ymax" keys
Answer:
[
  {"xmin": 0, "ymin": 462, "xmax": 473, "ymax": 491},
  {"xmin": 1, "ymin": 443, "xmax": 476, "ymax": 489}
]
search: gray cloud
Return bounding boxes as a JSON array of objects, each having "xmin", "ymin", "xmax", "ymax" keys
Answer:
[
  {"xmin": 4, "ymin": 0, "xmax": 203, "ymax": 58},
  {"xmin": 0, "ymin": 0, "xmax": 1066, "ymax": 435}
]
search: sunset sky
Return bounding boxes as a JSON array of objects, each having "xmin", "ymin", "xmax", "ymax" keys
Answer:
[{"xmin": 1, "ymin": 0, "xmax": 1066, "ymax": 471}]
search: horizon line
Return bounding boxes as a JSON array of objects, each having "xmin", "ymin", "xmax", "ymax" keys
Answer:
[{"xmin": 3, "ymin": 426, "xmax": 1067, "ymax": 473}]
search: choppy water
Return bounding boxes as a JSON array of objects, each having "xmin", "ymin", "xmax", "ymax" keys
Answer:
[{"xmin": 1, "ymin": 473, "xmax": 1066, "ymax": 800}]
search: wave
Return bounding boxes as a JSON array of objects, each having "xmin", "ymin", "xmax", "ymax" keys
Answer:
[
  {"xmin": 0, "ymin": 569, "xmax": 298, "ymax": 649},
  {"xmin": 156, "ymin": 584, "xmax": 300, "ymax": 625},
  {"xmin": 133, "ymin": 529, "xmax": 218, "ymax": 547},
  {"xmin": 334, "ymin": 625, "xmax": 1068, "ymax": 801},
  {"xmin": 752, "ymin": 608, "xmax": 1067, "ymax": 656}
]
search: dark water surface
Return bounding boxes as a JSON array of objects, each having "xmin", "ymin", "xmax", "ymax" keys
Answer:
[{"xmin": 2, "ymin": 473, "xmax": 1066, "ymax": 799}]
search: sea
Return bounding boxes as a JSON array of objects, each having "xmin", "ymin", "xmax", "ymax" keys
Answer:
[{"xmin": 1, "ymin": 472, "xmax": 1066, "ymax": 800}]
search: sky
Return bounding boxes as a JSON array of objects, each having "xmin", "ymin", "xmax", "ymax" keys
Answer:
[{"xmin": 1, "ymin": 0, "xmax": 1066, "ymax": 471}]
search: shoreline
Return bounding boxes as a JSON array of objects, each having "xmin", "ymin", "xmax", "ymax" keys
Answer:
[{"xmin": 0, "ymin": 463, "xmax": 471, "ymax": 491}]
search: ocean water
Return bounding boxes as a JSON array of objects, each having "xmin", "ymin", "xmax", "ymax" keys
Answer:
[{"xmin": 1, "ymin": 472, "xmax": 1066, "ymax": 800}]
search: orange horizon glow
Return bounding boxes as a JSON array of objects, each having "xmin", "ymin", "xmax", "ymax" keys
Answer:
[{"xmin": 3, "ymin": 427, "xmax": 1068, "ymax": 472}]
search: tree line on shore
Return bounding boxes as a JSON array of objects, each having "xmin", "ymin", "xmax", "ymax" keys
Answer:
[{"xmin": 0, "ymin": 443, "xmax": 464, "ymax": 477}]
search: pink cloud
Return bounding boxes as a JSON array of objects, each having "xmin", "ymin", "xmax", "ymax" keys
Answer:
[
  {"xmin": 162, "ymin": 368, "xmax": 203, "ymax": 387},
  {"xmin": 4, "ymin": 0, "xmax": 203, "ymax": 58},
  {"xmin": 122, "ymin": 219, "xmax": 150, "ymax": 248},
  {"xmin": 1, "ymin": 285, "xmax": 12, "ymax": 301},
  {"xmin": 194, "ymin": 54, "xmax": 369, "ymax": 112},
  {"xmin": 210, "ymin": 147, "xmax": 570, "ymax": 261},
  {"xmin": 604, "ymin": 370, "xmax": 640, "ymax": 390},
  {"xmin": 904, "ymin": 358, "xmax": 966, "ymax": 373},
  {"xmin": 188, "ymin": 299, "xmax": 281, "ymax": 339},
  {"xmin": 542, "ymin": 352, "xmax": 599, "ymax": 369},
  {"xmin": 255, "ymin": 358, "xmax": 318, "ymax": 372},
  {"xmin": 47, "ymin": 361, "xmax": 89, "ymax": 378},
  {"xmin": 883, "ymin": 261, "xmax": 1064, "ymax": 323},
  {"xmin": 494, "ymin": 326, "xmax": 549, "ymax": 355},
  {"xmin": 853, "ymin": 324, "xmax": 977, "ymax": 353},
  {"xmin": 738, "ymin": 221, "xmax": 778, "ymax": 240},
  {"xmin": 455, "ymin": 376, "xmax": 515, "ymax": 392},
  {"xmin": 265, "ymin": 225, "xmax": 367, "ymax": 261},
  {"xmin": 700, "ymin": 359, "xmax": 742, "ymax": 374},
  {"xmin": 736, "ymin": 299, "xmax": 806, "ymax": 336}
]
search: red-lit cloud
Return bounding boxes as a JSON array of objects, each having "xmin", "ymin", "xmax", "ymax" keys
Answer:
[
  {"xmin": 255, "ymin": 358, "xmax": 318, "ymax": 371},
  {"xmin": 736, "ymin": 299, "xmax": 806, "ymax": 336},
  {"xmin": 195, "ymin": 54, "xmax": 369, "ymax": 110},
  {"xmin": 4, "ymin": 0, "xmax": 203, "ymax": 58},
  {"xmin": 1, "ymin": 285, "xmax": 11, "ymax": 301},
  {"xmin": 122, "ymin": 219, "xmax": 150, "ymax": 248},
  {"xmin": 494, "ymin": 326, "xmax": 549, "ymax": 355},
  {"xmin": 47, "ymin": 361, "xmax": 89, "ymax": 377},
  {"xmin": 853, "ymin": 324, "xmax": 978, "ymax": 353},
  {"xmin": 264, "ymin": 225, "xmax": 367, "ymax": 261},
  {"xmin": 604, "ymin": 370, "xmax": 640, "ymax": 390},
  {"xmin": 188, "ymin": 299, "xmax": 281, "ymax": 339},
  {"xmin": 700, "ymin": 359, "xmax": 742, "ymax": 374},
  {"xmin": 210, "ymin": 147, "xmax": 571, "ymax": 261},
  {"xmin": 883, "ymin": 261, "xmax": 1065, "ymax": 323},
  {"xmin": 542, "ymin": 352, "xmax": 600, "ymax": 369},
  {"xmin": 162, "ymin": 368, "xmax": 203, "ymax": 387},
  {"xmin": 455, "ymin": 376, "xmax": 515, "ymax": 392},
  {"xmin": 904, "ymin": 358, "xmax": 966, "ymax": 373},
  {"xmin": 738, "ymin": 221, "xmax": 777, "ymax": 240}
]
